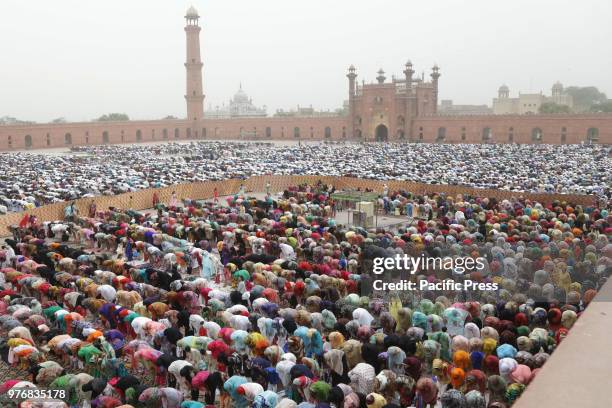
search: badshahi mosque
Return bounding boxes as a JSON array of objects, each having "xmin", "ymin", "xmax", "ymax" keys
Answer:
[{"xmin": 0, "ymin": 6, "xmax": 610, "ymax": 150}]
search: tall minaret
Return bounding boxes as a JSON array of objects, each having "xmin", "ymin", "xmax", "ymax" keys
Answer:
[
  {"xmin": 404, "ymin": 60, "xmax": 415, "ymax": 140},
  {"xmin": 185, "ymin": 6, "xmax": 204, "ymax": 122},
  {"xmin": 346, "ymin": 65, "xmax": 357, "ymax": 138},
  {"xmin": 431, "ymin": 64, "xmax": 441, "ymax": 114}
]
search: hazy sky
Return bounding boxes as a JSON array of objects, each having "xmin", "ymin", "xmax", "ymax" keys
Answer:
[{"xmin": 1, "ymin": 0, "xmax": 611, "ymax": 122}]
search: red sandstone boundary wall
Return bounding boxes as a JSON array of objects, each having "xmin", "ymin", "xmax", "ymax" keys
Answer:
[
  {"xmin": 412, "ymin": 113, "xmax": 612, "ymax": 144},
  {"xmin": 0, "ymin": 116, "xmax": 351, "ymax": 150},
  {"xmin": 1, "ymin": 112, "xmax": 611, "ymax": 150},
  {"xmin": 0, "ymin": 176, "xmax": 595, "ymax": 236},
  {"xmin": 0, "ymin": 119, "xmax": 195, "ymax": 150}
]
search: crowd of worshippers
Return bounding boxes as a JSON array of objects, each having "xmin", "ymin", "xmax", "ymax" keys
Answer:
[
  {"xmin": 0, "ymin": 141, "xmax": 610, "ymax": 213},
  {"xmin": 0, "ymin": 181, "xmax": 610, "ymax": 408}
]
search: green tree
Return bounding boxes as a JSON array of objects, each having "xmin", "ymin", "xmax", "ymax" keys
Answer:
[
  {"xmin": 590, "ymin": 100, "xmax": 612, "ymax": 113},
  {"xmin": 96, "ymin": 113, "xmax": 130, "ymax": 121},
  {"xmin": 162, "ymin": 115, "xmax": 178, "ymax": 120},
  {"xmin": 539, "ymin": 102, "xmax": 571, "ymax": 114},
  {"xmin": 51, "ymin": 117, "xmax": 67, "ymax": 123},
  {"xmin": 563, "ymin": 86, "xmax": 607, "ymax": 112},
  {"xmin": 0, "ymin": 116, "xmax": 36, "ymax": 125}
]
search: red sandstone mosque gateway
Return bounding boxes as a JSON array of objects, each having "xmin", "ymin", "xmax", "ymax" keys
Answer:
[{"xmin": 1, "ymin": 6, "xmax": 611, "ymax": 150}]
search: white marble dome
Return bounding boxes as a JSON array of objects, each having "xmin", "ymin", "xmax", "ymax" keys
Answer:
[{"xmin": 233, "ymin": 87, "xmax": 249, "ymax": 103}]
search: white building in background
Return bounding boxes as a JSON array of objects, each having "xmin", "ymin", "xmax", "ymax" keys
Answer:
[
  {"xmin": 492, "ymin": 82, "xmax": 574, "ymax": 114},
  {"xmin": 438, "ymin": 100, "xmax": 492, "ymax": 115},
  {"xmin": 274, "ymin": 104, "xmax": 346, "ymax": 117},
  {"xmin": 204, "ymin": 85, "xmax": 267, "ymax": 119}
]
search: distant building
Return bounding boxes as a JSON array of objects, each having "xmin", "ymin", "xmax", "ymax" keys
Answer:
[
  {"xmin": 204, "ymin": 85, "xmax": 267, "ymax": 119},
  {"xmin": 493, "ymin": 82, "xmax": 573, "ymax": 114},
  {"xmin": 274, "ymin": 105, "xmax": 345, "ymax": 118},
  {"xmin": 438, "ymin": 100, "xmax": 492, "ymax": 115},
  {"xmin": 347, "ymin": 63, "xmax": 441, "ymax": 141}
]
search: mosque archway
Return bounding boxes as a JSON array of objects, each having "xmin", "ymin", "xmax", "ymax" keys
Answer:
[
  {"xmin": 436, "ymin": 127, "xmax": 447, "ymax": 142},
  {"xmin": 65, "ymin": 133, "xmax": 72, "ymax": 145},
  {"xmin": 586, "ymin": 128, "xmax": 599, "ymax": 144},
  {"xmin": 532, "ymin": 128, "xmax": 543, "ymax": 143},
  {"xmin": 482, "ymin": 127, "xmax": 492, "ymax": 142},
  {"xmin": 375, "ymin": 124, "xmax": 388, "ymax": 142},
  {"xmin": 102, "ymin": 131, "xmax": 109, "ymax": 144},
  {"xmin": 24, "ymin": 134, "xmax": 32, "ymax": 149}
]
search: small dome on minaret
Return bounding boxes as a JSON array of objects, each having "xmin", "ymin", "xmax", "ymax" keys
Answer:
[
  {"xmin": 551, "ymin": 81, "xmax": 564, "ymax": 96},
  {"xmin": 498, "ymin": 84, "xmax": 510, "ymax": 99},
  {"xmin": 185, "ymin": 6, "xmax": 199, "ymax": 19}
]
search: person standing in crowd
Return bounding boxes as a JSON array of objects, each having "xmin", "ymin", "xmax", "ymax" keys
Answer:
[
  {"xmin": 88, "ymin": 200, "xmax": 97, "ymax": 218},
  {"xmin": 170, "ymin": 191, "xmax": 178, "ymax": 209}
]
